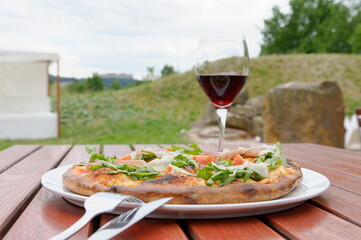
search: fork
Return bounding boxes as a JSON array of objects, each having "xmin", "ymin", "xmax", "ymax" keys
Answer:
[
  {"xmin": 50, "ymin": 192, "xmax": 144, "ymax": 240},
  {"xmin": 87, "ymin": 197, "xmax": 172, "ymax": 240}
]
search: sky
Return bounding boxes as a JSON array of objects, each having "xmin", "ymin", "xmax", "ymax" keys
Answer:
[{"xmin": 0, "ymin": 0, "xmax": 290, "ymax": 79}]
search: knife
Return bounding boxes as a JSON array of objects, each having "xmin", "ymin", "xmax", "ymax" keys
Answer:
[{"xmin": 87, "ymin": 197, "xmax": 172, "ymax": 240}]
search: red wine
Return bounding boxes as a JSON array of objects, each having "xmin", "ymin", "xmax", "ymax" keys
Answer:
[{"xmin": 197, "ymin": 74, "xmax": 247, "ymax": 108}]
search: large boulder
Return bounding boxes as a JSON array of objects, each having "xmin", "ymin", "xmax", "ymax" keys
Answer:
[{"xmin": 262, "ymin": 81, "xmax": 345, "ymax": 148}]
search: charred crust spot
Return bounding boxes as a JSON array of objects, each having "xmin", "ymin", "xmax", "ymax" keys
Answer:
[
  {"xmin": 110, "ymin": 185, "xmax": 119, "ymax": 192},
  {"xmin": 287, "ymin": 160, "xmax": 301, "ymax": 169},
  {"xmin": 144, "ymin": 174, "xmax": 186, "ymax": 185},
  {"xmin": 242, "ymin": 184, "xmax": 256, "ymax": 196}
]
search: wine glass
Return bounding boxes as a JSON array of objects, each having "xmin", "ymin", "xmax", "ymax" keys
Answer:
[{"xmin": 195, "ymin": 33, "xmax": 250, "ymax": 152}]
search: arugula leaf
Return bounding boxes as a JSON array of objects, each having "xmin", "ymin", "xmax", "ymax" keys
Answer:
[
  {"xmin": 89, "ymin": 161, "xmax": 160, "ymax": 180},
  {"xmin": 216, "ymin": 159, "xmax": 232, "ymax": 167},
  {"xmin": 140, "ymin": 150, "xmax": 157, "ymax": 161},
  {"xmin": 171, "ymin": 155, "xmax": 197, "ymax": 168},
  {"xmin": 250, "ymin": 171, "xmax": 265, "ymax": 181},
  {"xmin": 88, "ymin": 164, "xmax": 105, "ymax": 170},
  {"xmin": 235, "ymin": 168, "xmax": 253, "ymax": 181},
  {"xmin": 171, "ymin": 144, "xmax": 203, "ymax": 155},
  {"xmin": 221, "ymin": 170, "xmax": 237, "ymax": 186},
  {"xmin": 86, "ymin": 145, "xmax": 97, "ymax": 155},
  {"xmin": 189, "ymin": 144, "xmax": 203, "ymax": 155},
  {"xmin": 196, "ymin": 167, "xmax": 213, "ymax": 180},
  {"xmin": 84, "ymin": 146, "xmax": 160, "ymax": 180},
  {"xmin": 255, "ymin": 142, "xmax": 287, "ymax": 169},
  {"xmin": 86, "ymin": 145, "xmax": 116, "ymax": 163}
]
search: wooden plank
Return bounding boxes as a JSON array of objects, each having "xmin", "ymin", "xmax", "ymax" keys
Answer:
[
  {"xmin": 311, "ymin": 186, "xmax": 361, "ymax": 226},
  {"xmin": 3, "ymin": 189, "xmax": 91, "ymax": 240},
  {"xmin": 186, "ymin": 217, "xmax": 285, "ymax": 240},
  {"xmin": 0, "ymin": 145, "xmax": 40, "ymax": 173},
  {"xmin": 3, "ymin": 145, "xmax": 99, "ymax": 240},
  {"xmin": 282, "ymin": 145, "xmax": 361, "ymax": 178},
  {"xmin": 298, "ymin": 143, "xmax": 361, "ymax": 161},
  {"xmin": 58, "ymin": 145, "xmax": 100, "ymax": 167},
  {"xmin": 264, "ymin": 203, "xmax": 361, "ymax": 240},
  {"xmin": 0, "ymin": 145, "xmax": 71, "ymax": 239},
  {"xmin": 101, "ymin": 144, "xmax": 188, "ymax": 239},
  {"xmin": 290, "ymin": 159, "xmax": 361, "ymax": 195},
  {"xmin": 284, "ymin": 143, "xmax": 361, "ymax": 166},
  {"xmin": 100, "ymin": 215, "xmax": 188, "ymax": 240}
]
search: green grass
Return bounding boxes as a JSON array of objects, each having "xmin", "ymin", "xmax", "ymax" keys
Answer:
[{"xmin": 1, "ymin": 54, "xmax": 360, "ymax": 150}]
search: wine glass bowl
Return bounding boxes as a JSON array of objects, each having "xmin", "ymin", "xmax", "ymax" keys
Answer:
[{"xmin": 195, "ymin": 33, "xmax": 250, "ymax": 151}]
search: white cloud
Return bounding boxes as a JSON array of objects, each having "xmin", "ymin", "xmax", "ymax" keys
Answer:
[{"xmin": 0, "ymin": 0, "xmax": 290, "ymax": 79}]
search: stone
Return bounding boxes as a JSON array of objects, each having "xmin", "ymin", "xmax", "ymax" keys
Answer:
[
  {"xmin": 250, "ymin": 116, "xmax": 263, "ymax": 138},
  {"xmin": 200, "ymin": 102, "xmax": 217, "ymax": 124},
  {"xmin": 230, "ymin": 105, "xmax": 256, "ymax": 118},
  {"xmin": 262, "ymin": 81, "xmax": 345, "ymax": 148},
  {"xmin": 226, "ymin": 111, "xmax": 251, "ymax": 130},
  {"xmin": 233, "ymin": 89, "xmax": 249, "ymax": 105},
  {"xmin": 245, "ymin": 95, "xmax": 265, "ymax": 116}
]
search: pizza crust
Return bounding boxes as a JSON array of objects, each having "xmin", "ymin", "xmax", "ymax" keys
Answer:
[{"xmin": 63, "ymin": 161, "xmax": 302, "ymax": 204}]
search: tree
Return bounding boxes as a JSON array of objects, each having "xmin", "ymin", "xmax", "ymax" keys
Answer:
[
  {"xmin": 261, "ymin": 0, "xmax": 359, "ymax": 55},
  {"xmin": 66, "ymin": 81, "xmax": 86, "ymax": 93},
  {"xmin": 161, "ymin": 64, "xmax": 175, "ymax": 77},
  {"xmin": 85, "ymin": 73, "xmax": 104, "ymax": 91},
  {"xmin": 145, "ymin": 66, "xmax": 156, "ymax": 80},
  {"xmin": 110, "ymin": 80, "xmax": 121, "ymax": 90}
]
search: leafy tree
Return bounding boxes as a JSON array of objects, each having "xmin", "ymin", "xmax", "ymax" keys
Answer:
[
  {"xmin": 110, "ymin": 80, "xmax": 121, "ymax": 90},
  {"xmin": 66, "ymin": 81, "xmax": 86, "ymax": 93},
  {"xmin": 85, "ymin": 74, "xmax": 104, "ymax": 91},
  {"xmin": 350, "ymin": 24, "xmax": 361, "ymax": 53},
  {"xmin": 145, "ymin": 66, "xmax": 156, "ymax": 80},
  {"xmin": 261, "ymin": 0, "xmax": 359, "ymax": 54},
  {"xmin": 161, "ymin": 64, "xmax": 175, "ymax": 77}
]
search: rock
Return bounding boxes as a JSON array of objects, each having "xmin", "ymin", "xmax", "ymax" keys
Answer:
[
  {"xmin": 191, "ymin": 102, "xmax": 216, "ymax": 129},
  {"xmin": 230, "ymin": 105, "xmax": 256, "ymax": 118},
  {"xmin": 201, "ymin": 102, "xmax": 217, "ymax": 124},
  {"xmin": 226, "ymin": 111, "xmax": 251, "ymax": 130},
  {"xmin": 187, "ymin": 88, "xmax": 260, "ymax": 143},
  {"xmin": 233, "ymin": 89, "xmax": 249, "ymax": 105},
  {"xmin": 262, "ymin": 81, "xmax": 345, "ymax": 148},
  {"xmin": 245, "ymin": 95, "xmax": 265, "ymax": 116},
  {"xmin": 250, "ymin": 116, "xmax": 263, "ymax": 138}
]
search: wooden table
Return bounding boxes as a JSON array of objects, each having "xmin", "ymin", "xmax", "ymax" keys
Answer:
[{"xmin": 0, "ymin": 143, "xmax": 360, "ymax": 240}]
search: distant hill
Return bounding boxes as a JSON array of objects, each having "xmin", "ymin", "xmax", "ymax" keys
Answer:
[
  {"xmin": 50, "ymin": 75, "xmax": 139, "ymax": 88},
  {"xmin": 119, "ymin": 54, "xmax": 361, "ymax": 116}
]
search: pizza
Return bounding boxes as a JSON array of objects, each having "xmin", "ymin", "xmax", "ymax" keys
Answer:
[{"xmin": 63, "ymin": 143, "xmax": 302, "ymax": 204}]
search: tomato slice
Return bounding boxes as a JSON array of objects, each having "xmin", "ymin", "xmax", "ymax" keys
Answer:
[
  {"xmin": 232, "ymin": 154, "xmax": 245, "ymax": 165},
  {"xmin": 118, "ymin": 154, "xmax": 131, "ymax": 160},
  {"xmin": 192, "ymin": 155, "xmax": 217, "ymax": 165}
]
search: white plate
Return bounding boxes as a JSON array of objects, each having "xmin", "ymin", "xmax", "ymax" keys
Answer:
[{"xmin": 41, "ymin": 165, "xmax": 330, "ymax": 219}]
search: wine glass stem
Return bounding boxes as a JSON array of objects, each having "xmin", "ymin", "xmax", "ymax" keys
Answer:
[{"xmin": 216, "ymin": 108, "xmax": 227, "ymax": 152}]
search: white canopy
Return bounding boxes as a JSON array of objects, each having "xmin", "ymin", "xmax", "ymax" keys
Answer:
[
  {"xmin": 0, "ymin": 50, "xmax": 59, "ymax": 63},
  {"xmin": 0, "ymin": 51, "xmax": 59, "ymax": 97},
  {"xmin": 0, "ymin": 50, "xmax": 60, "ymax": 139}
]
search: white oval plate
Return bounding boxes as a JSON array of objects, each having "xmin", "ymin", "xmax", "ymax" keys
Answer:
[{"xmin": 41, "ymin": 165, "xmax": 330, "ymax": 219}]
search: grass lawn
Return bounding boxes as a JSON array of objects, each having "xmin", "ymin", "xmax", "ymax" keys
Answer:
[{"xmin": 1, "ymin": 54, "xmax": 360, "ymax": 150}]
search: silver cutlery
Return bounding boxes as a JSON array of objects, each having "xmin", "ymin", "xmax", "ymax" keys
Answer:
[
  {"xmin": 50, "ymin": 192, "xmax": 144, "ymax": 240},
  {"xmin": 87, "ymin": 197, "xmax": 172, "ymax": 240}
]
